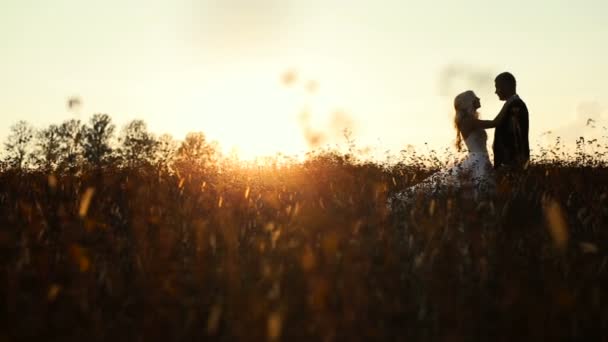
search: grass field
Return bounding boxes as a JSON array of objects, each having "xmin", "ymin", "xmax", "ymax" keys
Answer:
[{"xmin": 1, "ymin": 139, "xmax": 608, "ymax": 341}]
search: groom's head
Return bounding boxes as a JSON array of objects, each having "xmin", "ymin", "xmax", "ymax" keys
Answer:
[{"xmin": 494, "ymin": 72, "xmax": 516, "ymax": 101}]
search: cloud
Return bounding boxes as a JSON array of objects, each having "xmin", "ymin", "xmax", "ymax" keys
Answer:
[
  {"xmin": 438, "ymin": 64, "xmax": 495, "ymax": 96},
  {"xmin": 576, "ymin": 101, "xmax": 603, "ymax": 122},
  {"xmin": 67, "ymin": 96, "xmax": 82, "ymax": 110},
  {"xmin": 541, "ymin": 101, "xmax": 606, "ymax": 146}
]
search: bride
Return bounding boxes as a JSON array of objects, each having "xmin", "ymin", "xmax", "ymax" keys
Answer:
[{"xmin": 388, "ymin": 90, "xmax": 514, "ymax": 208}]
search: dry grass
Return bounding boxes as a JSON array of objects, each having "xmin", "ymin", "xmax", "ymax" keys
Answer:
[{"xmin": 0, "ymin": 146, "xmax": 607, "ymax": 341}]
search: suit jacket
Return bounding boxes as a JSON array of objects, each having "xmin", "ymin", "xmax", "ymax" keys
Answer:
[{"xmin": 492, "ymin": 97, "xmax": 529, "ymax": 169}]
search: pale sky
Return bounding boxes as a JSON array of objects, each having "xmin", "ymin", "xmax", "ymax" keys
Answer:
[{"xmin": 1, "ymin": 0, "xmax": 607, "ymax": 160}]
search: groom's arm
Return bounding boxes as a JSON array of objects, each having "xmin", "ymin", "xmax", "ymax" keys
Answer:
[
  {"xmin": 517, "ymin": 102, "xmax": 530, "ymax": 161},
  {"xmin": 510, "ymin": 102, "xmax": 530, "ymax": 162}
]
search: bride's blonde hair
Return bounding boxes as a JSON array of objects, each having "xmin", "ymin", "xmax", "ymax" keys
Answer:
[{"xmin": 453, "ymin": 90, "xmax": 479, "ymax": 152}]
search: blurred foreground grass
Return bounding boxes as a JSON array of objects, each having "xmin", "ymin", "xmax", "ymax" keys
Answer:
[{"xmin": 1, "ymin": 151, "xmax": 607, "ymax": 341}]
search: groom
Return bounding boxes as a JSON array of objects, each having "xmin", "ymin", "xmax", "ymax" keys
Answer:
[{"xmin": 492, "ymin": 72, "xmax": 530, "ymax": 170}]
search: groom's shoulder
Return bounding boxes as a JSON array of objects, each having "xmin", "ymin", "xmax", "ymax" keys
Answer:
[
  {"xmin": 510, "ymin": 97, "xmax": 527, "ymax": 107},
  {"xmin": 509, "ymin": 98, "xmax": 528, "ymax": 115},
  {"xmin": 518, "ymin": 98, "xmax": 527, "ymax": 106}
]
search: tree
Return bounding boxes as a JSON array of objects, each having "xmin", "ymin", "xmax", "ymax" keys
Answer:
[
  {"xmin": 3, "ymin": 120, "xmax": 35, "ymax": 170},
  {"xmin": 118, "ymin": 119, "xmax": 158, "ymax": 168},
  {"xmin": 155, "ymin": 133, "xmax": 178, "ymax": 173},
  {"xmin": 56, "ymin": 119, "xmax": 85, "ymax": 171},
  {"xmin": 174, "ymin": 132, "xmax": 219, "ymax": 174},
  {"xmin": 33, "ymin": 124, "xmax": 61, "ymax": 171},
  {"xmin": 82, "ymin": 114, "xmax": 115, "ymax": 168}
]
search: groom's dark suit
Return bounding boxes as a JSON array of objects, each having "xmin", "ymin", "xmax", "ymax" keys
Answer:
[{"xmin": 493, "ymin": 96, "xmax": 529, "ymax": 169}]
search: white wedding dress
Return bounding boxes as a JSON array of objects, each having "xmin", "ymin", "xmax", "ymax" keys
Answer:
[{"xmin": 389, "ymin": 128, "xmax": 495, "ymax": 208}]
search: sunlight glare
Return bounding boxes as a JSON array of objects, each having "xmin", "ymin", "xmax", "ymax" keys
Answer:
[{"xmin": 170, "ymin": 68, "xmax": 356, "ymax": 162}]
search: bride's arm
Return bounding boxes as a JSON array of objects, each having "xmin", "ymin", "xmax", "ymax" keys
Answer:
[
  {"xmin": 467, "ymin": 99, "xmax": 514, "ymax": 130},
  {"xmin": 460, "ymin": 115, "xmax": 502, "ymax": 131}
]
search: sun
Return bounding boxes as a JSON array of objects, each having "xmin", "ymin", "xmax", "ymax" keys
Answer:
[
  {"xmin": 167, "ymin": 72, "xmax": 311, "ymax": 161},
  {"xmin": 157, "ymin": 65, "xmax": 360, "ymax": 162}
]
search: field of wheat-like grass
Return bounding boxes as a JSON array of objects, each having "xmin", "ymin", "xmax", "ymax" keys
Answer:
[{"xmin": 1, "ymin": 146, "xmax": 607, "ymax": 341}]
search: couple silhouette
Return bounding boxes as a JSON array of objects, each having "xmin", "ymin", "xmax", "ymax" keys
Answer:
[{"xmin": 389, "ymin": 72, "xmax": 529, "ymax": 207}]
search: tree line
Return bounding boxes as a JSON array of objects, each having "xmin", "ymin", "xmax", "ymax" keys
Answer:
[{"xmin": 1, "ymin": 114, "xmax": 220, "ymax": 174}]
